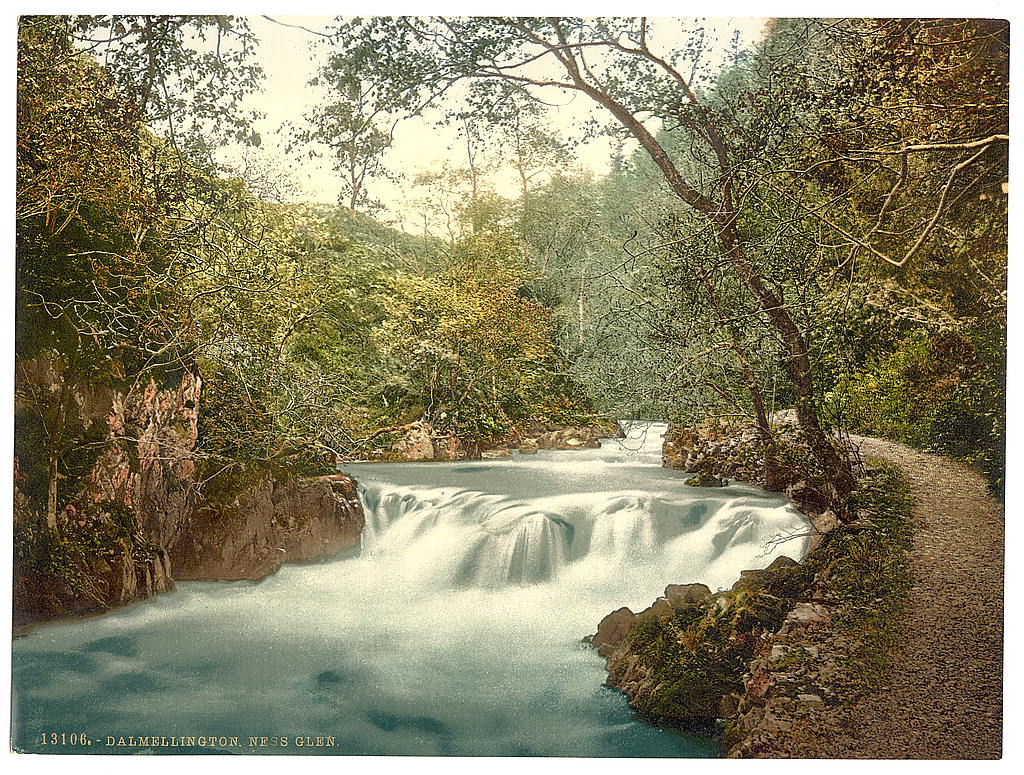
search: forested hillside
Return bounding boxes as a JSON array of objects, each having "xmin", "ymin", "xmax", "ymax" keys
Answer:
[{"xmin": 14, "ymin": 16, "xmax": 1007, "ymax": 620}]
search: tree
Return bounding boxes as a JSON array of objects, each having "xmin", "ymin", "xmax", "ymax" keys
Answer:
[
  {"xmin": 289, "ymin": 60, "xmax": 395, "ymax": 213},
  {"xmin": 374, "ymin": 231, "xmax": 587, "ymax": 443},
  {"xmin": 324, "ymin": 16, "xmax": 856, "ymax": 499},
  {"xmin": 66, "ymin": 14, "xmax": 264, "ymax": 160}
]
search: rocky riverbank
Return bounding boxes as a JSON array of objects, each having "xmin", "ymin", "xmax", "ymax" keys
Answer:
[
  {"xmin": 364, "ymin": 419, "xmax": 617, "ymax": 461},
  {"xmin": 13, "ymin": 354, "xmax": 365, "ymax": 630},
  {"xmin": 587, "ymin": 418, "xmax": 919, "ymax": 757},
  {"xmin": 737, "ymin": 436, "xmax": 1003, "ymax": 759}
]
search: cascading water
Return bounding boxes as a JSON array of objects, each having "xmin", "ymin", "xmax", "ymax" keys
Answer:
[{"xmin": 11, "ymin": 422, "xmax": 809, "ymax": 757}]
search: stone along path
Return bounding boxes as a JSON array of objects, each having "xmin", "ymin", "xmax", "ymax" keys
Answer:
[{"xmin": 777, "ymin": 436, "xmax": 1004, "ymax": 759}]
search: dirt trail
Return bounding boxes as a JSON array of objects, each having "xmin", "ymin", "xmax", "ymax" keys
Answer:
[{"xmin": 774, "ymin": 436, "xmax": 1004, "ymax": 759}]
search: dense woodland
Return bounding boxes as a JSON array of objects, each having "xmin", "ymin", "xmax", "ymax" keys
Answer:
[{"xmin": 15, "ymin": 15, "xmax": 1008, "ymax": 543}]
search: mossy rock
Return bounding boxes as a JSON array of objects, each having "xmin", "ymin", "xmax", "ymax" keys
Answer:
[{"xmin": 686, "ymin": 471, "xmax": 728, "ymax": 487}]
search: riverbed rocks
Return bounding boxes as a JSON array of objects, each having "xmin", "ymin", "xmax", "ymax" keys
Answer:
[
  {"xmin": 582, "ymin": 551, "xmax": 862, "ymax": 735},
  {"xmin": 534, "ymin": 426, "xmax": 604, "ymax": 450},
  {"xmin": 481, "ymin": 447, "xmax": 511, "ymax": 459},
  {"xmin": 383, "ymin": 421, "xmax": 611, "ymax": 461},
  {"xmin": 587, "ymin": 607, "xmax": 638, "ymax": 657},
  {"xmin": 685, "ymin": 471, "xmax": 728, "ymax": 487},
  {"xmin": 665, "ymin": 582, "xmax": 713, "ymax": 607},
  {"xmin": 394, "ymin": 421, "xmax": 436, "ymax": 460}
]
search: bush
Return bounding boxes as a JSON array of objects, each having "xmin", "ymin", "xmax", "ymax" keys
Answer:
[{"xmin": 834, "ymin": 329, "xmax": 1004, "ymax": 494}]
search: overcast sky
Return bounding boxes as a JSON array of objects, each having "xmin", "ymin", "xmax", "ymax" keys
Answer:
[{"xmin": 221, "ymin": 16, "xmax": 769, "ymax": 228}]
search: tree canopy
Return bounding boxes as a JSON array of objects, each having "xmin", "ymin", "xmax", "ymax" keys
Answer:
[{"xmin": 15, "ymin": 14, "xmax": 1009, "ymax": 529}]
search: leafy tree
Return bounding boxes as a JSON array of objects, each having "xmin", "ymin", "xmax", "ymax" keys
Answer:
[
  {"xmin": 320, "ymin": 16, "xmax": 859, "ymax": 501},
  {"xmin": 374, "ymin": 231, "xmax": 589, "ymax": 443},
  {"xmin": 288, "ymin": 59, "xmax": 395, "ymax": 213},
  {"xmin": 66, "ymin": 14, "xmax": 264, "ymax": 159}
]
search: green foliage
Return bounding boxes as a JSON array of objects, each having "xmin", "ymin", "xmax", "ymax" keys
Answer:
[
  {"xmin": 834, "ymin": 328, "xmax": 1005, "ymax": 494},
  {"xmin": 13, "ymin": 396, "xmax": 110, "ymax": 514},
  {"xmin": 802, "ymin": 466, "xmax": 914, "ymax": 689},
  {"xmin": 67, "ymin": 15, "xmax": 264, "ymax": 158},
  {"xmin": 14, "ymin": 501, "xmax": 164, "ymax": 602},
  {"xmin": 373, "ymin": 231, "xmax": 593, "ymax": 444}
]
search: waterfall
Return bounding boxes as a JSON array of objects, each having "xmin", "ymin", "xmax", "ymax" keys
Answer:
[
  {"xmin": 12, "ymin": 420, "xmax": 810, "ymax": 758},
  {"xmin": 351, "ymin": 422, "xmax": 809, "ymax": 595}
]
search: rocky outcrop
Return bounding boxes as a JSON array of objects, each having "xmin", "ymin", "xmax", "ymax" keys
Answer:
[
  {"xmin": 14, "ymin": 549, "xmax": 173, "ymax": 628},
  {"xmin": 664, "ymin": 421, "xmax": 775, "ymax": 488},
  {"xmin": 13, "ymin": 499, "xmax": 175, "ymax": 629},
  {"xmin": 171, "ymin": 474, "xmax": 364, "ymax": 581},
  {"xmin": 685, "ymin": 471, "xmax": 728, "ymax": 488},
  {"xmin": 588, "ymin": 607, "xmax": 637, "ymax": 658},
  {"xmin": 587, "ymin": 574, "xmax": 795, "ymax": 723},
  {"xmin": 85, "ymin": 372, "xmax": 202, "ymax": 550},
  {"xmin": 588, "ymin": 460, "xmax": 911, "ymax": 757},
  {"xmin": 664, "ymin": 416, "xmax": 848, "ymax": 547},
  {"xmin": 13, "ymin": 352, "xmax": 366, "ymax": 628},
  {"xmin": 394, "ymin": 421, "xmax": 437, "ymax": 461},
  {"xmin": 593, "ymin": 581, "xmax": 712, "ymax": 655}
]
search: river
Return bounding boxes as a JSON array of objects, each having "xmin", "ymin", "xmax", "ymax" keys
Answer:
[{"xmin": 11, "ymin": 421, "xmax": 809, "ymax": 756}]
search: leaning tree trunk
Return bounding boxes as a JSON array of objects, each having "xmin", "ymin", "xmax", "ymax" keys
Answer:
[
  {"xmin": 719, "ymin": 222, "xmax": 856, "ymax": 503},
  {"xmin": 571, "ymin": 76, "xmax": 855, "ymax": 506}
]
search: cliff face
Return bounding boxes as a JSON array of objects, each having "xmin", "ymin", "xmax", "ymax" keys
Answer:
[
  {"xmin": 13, "ymin": 354, "xmax": 364, "ymax": 628},
  {"xmin": 171, "ymin": 474, "xmax": 364, "ymax": 581},
  {"xmin": 81, "ymin": 367, "xmax": 203, "ymax": 550}
]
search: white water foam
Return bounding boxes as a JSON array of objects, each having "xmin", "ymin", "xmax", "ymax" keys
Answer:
[{"xmin": 12, "ymin": 421, "xmax": 808, "ymax": 757}]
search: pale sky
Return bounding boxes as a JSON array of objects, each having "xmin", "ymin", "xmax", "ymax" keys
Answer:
[{"xmin": 220, "ymin": 16, "xmax": 769, "ymax": 228}]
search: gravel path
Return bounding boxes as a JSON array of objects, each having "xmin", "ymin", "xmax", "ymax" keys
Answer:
[{"xmin": 773, "ymin": 436, "xmax": 1004, "ymax": 759}]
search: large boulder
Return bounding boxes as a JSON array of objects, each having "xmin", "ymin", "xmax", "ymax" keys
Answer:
[
  {"xmin": 808, "ymin": 509, "xmax": 842, "ymax": 552},
  {"xmin": 170, "ymin": 474, "xmax": 364, "ymax": 581},
  {"xmin": 665, "ymin": 582, "xmax": 713, "ymax": 607},
  {"xmin": 395, "ymin": 421, "xmax": 435, "ymax": 460},
  {"xmin": 535, "ymin": 426, "xmax": 603, "ymax": 450},
  {"xmin": 587, "ymin": 607, "xmax": 638, "ymax": 658}
]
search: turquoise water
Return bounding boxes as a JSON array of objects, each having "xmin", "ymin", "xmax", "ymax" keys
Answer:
[{"xmin": 11, "ymin": 422, "xmax": 808, "ymax": 756}]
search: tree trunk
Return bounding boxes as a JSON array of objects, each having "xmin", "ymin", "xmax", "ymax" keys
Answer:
[
  {"xmin": 552, "ymin": 54, "xmax": 855, "ymax": 504},
  {"xmin": 45, "ymin": 383, "xmax": 67, "ymax": 534},
  {"xmin": 718, "ymin": 221, "xmax": 855, "ymax": 502},
  {"xmin": 45, "ymin": 445, "xmax": 59, "ymax": 533}
]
